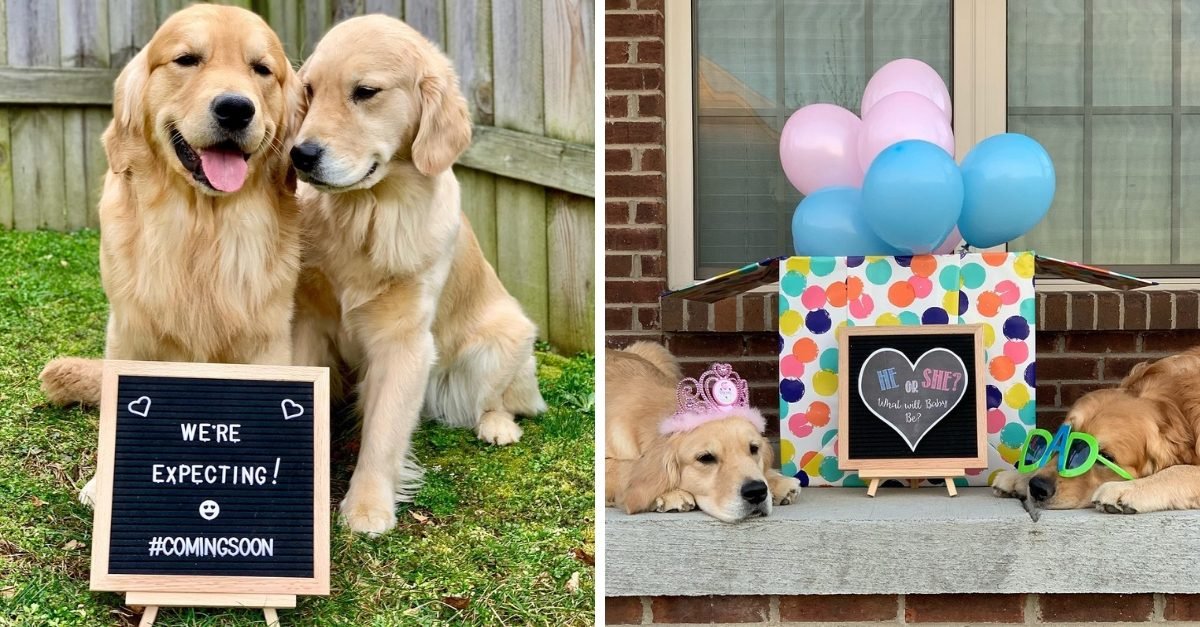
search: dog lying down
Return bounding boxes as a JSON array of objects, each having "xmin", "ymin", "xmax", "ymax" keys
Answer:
[
  {"xmin": 606, "ymin": 342, "xmax": 801, "ymax": 522},
  {"xmin": 994, "ymin": 347, "xmax": 1200, "ymax": 514}
]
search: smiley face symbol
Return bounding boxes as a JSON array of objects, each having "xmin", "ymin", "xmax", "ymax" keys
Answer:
[{"xmin": 198, "ymin": 500, "xmax": 220, "ymax": 521}]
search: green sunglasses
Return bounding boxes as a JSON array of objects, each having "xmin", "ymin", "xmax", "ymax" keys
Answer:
[{"xmin": 1017, "ymin": 424, "xmax": 1134, "ymax": 480}]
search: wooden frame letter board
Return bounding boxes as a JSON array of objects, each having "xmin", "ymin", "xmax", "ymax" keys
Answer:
[
  {"xmin": 90, "ymin": 360, "xmax": 330, "ymax": 620},
  {"xmin": 838, "ymin": 325, "xmax": 986, "ymax": 496}
]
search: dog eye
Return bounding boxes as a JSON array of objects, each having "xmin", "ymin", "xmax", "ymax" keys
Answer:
[
  {"xmin": 749, "ymin": 443, "xmax": 760, "ymax": 455},
  {"xmin": 1099, "ymin": 449, "xmax": 1116, "ymax": 462},
  {"xmin": 251, "ymin": 62, "xmax": 272, "ymax": 77},
  {"xmin": 174, "ymin": 54, "xmax": 200, "ymax": 67},
  {"xmin": 696, "ymin": 453, "xmax": 717, "ymax": 465},
  {"xmin": 352, "ymin": 86, "xmax": 380, "ymax": 102},
  {"xmin": 305, "ymin": 84, "xmax": 314, "ymax": 100}
]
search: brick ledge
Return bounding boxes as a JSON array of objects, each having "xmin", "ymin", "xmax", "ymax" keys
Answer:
[{"xmin": 661, "ymin": 289, "xmax": 1200, "ymax": 333}]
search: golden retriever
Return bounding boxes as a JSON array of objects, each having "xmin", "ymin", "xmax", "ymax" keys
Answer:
[
  {"xmin": 993, "ymin": 347, "xmax": 1200, "ymax": 513},
  {"xmin": 606, "ymin": 342, "xmax": 801, "ymax": 522},
  {"xmin": 289, "ymin": 15, "xmax": 546, "ymax": 534},
  {"xmin": 37, "ymin": 4, "xmax": 302, "ymax": 501}
]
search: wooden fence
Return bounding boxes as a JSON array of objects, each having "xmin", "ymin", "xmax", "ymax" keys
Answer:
[{"xmin": 0, "ymin": 0, "xmax": 595, "ymax": 354}]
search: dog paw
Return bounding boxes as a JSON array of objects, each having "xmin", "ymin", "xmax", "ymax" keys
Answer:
[
  {"xmin": 991, "ymin": 469, "xmax": 1027, "ymax": 499},
  {"xmin": 340, "ymin": 479, "xmax": 397, "ymax": 535},
  {"xmin": 78, "ymin": 476, "xmax": 97, "ymax": 507},
  {"xmin": 1092, "ymin": 481, "xmax": 1140, "ymax": 515},
  {"xmin": 339, "ymin": 498, "xmax": 397, "ymax": 535},
  {"xmin": 477, "ymin": 412, "xmax": 523, "ymax": 446},
  {"xmin": 771, "ymin": 477, "xmax": 802, "ymax": 506},
  {"xmin": 654, "ymin": 490, "xmax": 696, "ymax": 513}
]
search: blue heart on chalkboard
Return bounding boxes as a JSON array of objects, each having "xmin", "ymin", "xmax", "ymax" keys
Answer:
[
  {"xmin": 857, "ymin": 348, "xmax": 968, "ymax": 451},
  {"xmin": 127, "ymin": 395, "xmax": 151, "ymax": 417},
  {"xmin": 281, "ymin": 398, "xmax": 304, "ymax": 420}
]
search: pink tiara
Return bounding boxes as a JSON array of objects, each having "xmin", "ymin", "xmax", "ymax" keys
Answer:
[{"xmin": 659, "ymin": 363, "xmax": 764, "ymax": 435}]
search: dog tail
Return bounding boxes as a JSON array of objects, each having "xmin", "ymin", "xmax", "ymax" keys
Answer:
[
  {"xmin": 623, "ymin": 341, "xmax": 681, "ymax": 381},
  {"xmin": 40, "ymin": 357, "xmax": 103, "ymax": 406}
]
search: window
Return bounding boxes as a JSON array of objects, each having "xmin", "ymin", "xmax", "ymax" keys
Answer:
[
  {"xmin": 666, "ymin": 0, "xmax": 1200, "ymax": 287},
  {"xmin": 1009, "ymin": 0, "xmax": 1200, "ymax": 277}
]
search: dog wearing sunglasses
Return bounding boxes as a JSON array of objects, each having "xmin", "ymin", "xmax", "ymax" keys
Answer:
[{"xmin": 993, "ymin": 349, "xmax": 1200, "ymax": 513}]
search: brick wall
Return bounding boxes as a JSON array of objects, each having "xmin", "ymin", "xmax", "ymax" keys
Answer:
[
  {"xmin": 605, "ymin": 0, "xmax": 667, "ymax": 347},
  {"xmin": 606, "ymin": 593, "xmax": 1200, "ymax": 624}
]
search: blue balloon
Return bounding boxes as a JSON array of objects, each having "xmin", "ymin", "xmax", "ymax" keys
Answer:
[
  {"xmin": 791, "ymin": 186, "xmax": 901, "ymax": 256},
  {"xmin": 862, "ymin": 140, "xmax": 963, "ymax": 253},
  {"xmin": 958, "ymin": 133, "xmax": 1056, "ymax": 248}
]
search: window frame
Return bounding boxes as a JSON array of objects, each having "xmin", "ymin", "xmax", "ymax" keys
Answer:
[{"xmin": 664, "ymin": 0, "xmax": 1199, "ymax": 290}]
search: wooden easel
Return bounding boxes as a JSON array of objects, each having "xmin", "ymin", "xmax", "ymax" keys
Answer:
[
  {"xmin": 128, "ymin": 592, "xmax": 296, "ymax": 626},
  {"xmin": 860, "ymin": 468, "xmax": 963, "ymax": 497}
]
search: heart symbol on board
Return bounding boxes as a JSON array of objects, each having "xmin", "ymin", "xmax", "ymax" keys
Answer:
[
  {"xmin": 127, "ymin": 396, "xmax": 151, "ymax": 417},
  {"xmin": 857, "ymin": 348, "xmax": 968, "ymax": 452},
  {"xmin": 281, "ymin": 398, "xmax": 304, "ymax": 420}
]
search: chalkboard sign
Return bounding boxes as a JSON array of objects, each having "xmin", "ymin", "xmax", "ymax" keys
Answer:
[
  {"xmin": 838, "ymin": 326, "xmax": 986, "ymax": 475},
  {"xmin": 90, "ymin": 361, "xmax": 330, "ymax": 596}
]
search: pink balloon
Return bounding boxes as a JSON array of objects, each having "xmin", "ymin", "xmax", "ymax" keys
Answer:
[
  {"xmin": 861, "ymin": 58, "xmax": 952, "ymax": 121},
  {"xmin": 779, "ymin": 104, "xmax": 864, "ymax": 195},
  {"xmin": 858, "ymin": 92, "xmax": 954, "ymax": 172},
  {"xmin": 933, "ymin": 226, "xmax": 962, "ymax": 254}
]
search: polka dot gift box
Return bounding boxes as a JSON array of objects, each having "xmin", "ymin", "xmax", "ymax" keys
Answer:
[{"xmin": 662, "ymin": 253, "xmax": 1150, "ymax": 488}]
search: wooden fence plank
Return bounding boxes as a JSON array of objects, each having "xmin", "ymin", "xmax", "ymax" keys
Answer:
[
  {"xmin": 496, "ymin": 179, "xmax": 549, "ymax": 338},
  {"xmin": 9, "ymin": 0, "xmax": 66, "ymax": 230},
  {"xmin": 61, "ymin": 0, "xmax": 109, "ymax": 231},
  {"xmin": 0, "ymin": 109, "xmax": 12, "ymax": 229},
  {"xmin": 456, "ymin": 166, "xmax": 497, "ymax": 266},
  {"xmin": 108, "ymin": 0, "xmax": 154, "ymax": 68},
  {"xmin": 84, "ymin": 108, "xmax": 108, "ymax": 228},
  {"xmin": 333, "ymin": 0, "xmax": 363, "ymax": 23},
  {"xmin": 541, "ymin": 0, "xmax": 594, "ymax": 352},
  {"xmin": 0, "ymin": 0, "xmax": 9, "ymax": 229},
  {"xmin": 492, "ymin": 0, "xmax": 547, "ymax": 339},
  {"xmin": 547, "ymin": 192, "xmax": 593, "ymax": 353},
  {"xmin": 404, "ymin": 0, "xmax": 444, "ymax": 47},
  {"xmin": 302, "ymin": 0, "xmax": 331, "ymax": 58},
  {"xmin": 0, "ymin": 67, "xmax": 117, "ymax": 105},
  {"xmin": 543, "ymin": 0, "xmax": 593, "ymax": 143},
  {"xmin": 458, "ymin": 126, "xmax": 593, "ymax": 197},
  {"xmin": 492, "ymin": 0, "xmax": 543, "ymax": 135},
  {"xmin": 156, "ymin": 0, "xmax": 182, "ymax": 23},
  {"xmin": 364, "ymin": 0, "xmax": 402, "ymax": 16},
  {"xmin": 262, "ymin": 0, "xmax": 303, "ymax": 63},
  {"xmin": 447, "ymin": 0, "xmax": 492, "ymax": 126}
]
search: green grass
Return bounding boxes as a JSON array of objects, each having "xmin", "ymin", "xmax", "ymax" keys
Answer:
[{"xmin": 0, "ymin": 230, "xmax": 595, "ymax": 626}]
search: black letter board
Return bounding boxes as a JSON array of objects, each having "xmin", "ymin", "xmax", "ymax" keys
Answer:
[
  {"xmin": 838, "ymin": 326, "xmax": 986, "ymax": 473},
  {"xmin": 91, "ymin": 361, "xmax": 329, "ymax": 596}
]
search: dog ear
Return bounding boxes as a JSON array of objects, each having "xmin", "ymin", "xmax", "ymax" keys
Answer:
[
  {"xmin": 619, "ymin": 438, "xmax": 681, "ymax": 514},
  {"xmin": 275, "ymin": 61, "xmax": 305, "ymax": 187},
  {"xmin": 411, "ymin": 62, "xmax": 472, "ymax": 176},
  {"xmin": 102, "ymin": 49, "xmax": 151, "ymax": 174}
]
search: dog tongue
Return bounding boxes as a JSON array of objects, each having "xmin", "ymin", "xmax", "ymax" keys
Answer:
[{"xmin": 199, "ymin": 148, "xmax": 248, "ymax": 192}]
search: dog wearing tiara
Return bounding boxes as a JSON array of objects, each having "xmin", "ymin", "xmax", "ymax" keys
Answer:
[{"xmin": 605, "ymin": 342, "xmax": 801, "ymax": 522}]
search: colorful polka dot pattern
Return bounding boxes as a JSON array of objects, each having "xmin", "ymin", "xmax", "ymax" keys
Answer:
[{"xmin": 778, "ymin": 252, "xmax": 1036, "ymax": 488}]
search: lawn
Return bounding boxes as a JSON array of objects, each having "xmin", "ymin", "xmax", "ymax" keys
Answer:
[{"xmin": 0, "ymin": 230, "xmax": 596, "ymax": 626}]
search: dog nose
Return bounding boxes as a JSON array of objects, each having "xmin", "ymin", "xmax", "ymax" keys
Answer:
[
  {"xmin": 1028, "ymin": 476, "xmax": 1056, "ymax": 502},
  {"xmin": 212, "ymin": 94, "xmax": 255, "ymax": 131},
  {"xmin": 740, "ymin": 480, "xmax": 768, "ymax": 504},
  {"xmin": 290, "ymin": 142, "xmax": 324, "ymax": 172}
]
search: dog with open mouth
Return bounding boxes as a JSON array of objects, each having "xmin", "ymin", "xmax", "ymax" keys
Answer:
[
  {"xmin": 606, "ymin": 343, "xmax": 801, "ymax": 522},
  {"xmin": 37, "ymin": 4, "xmax": 303, "ymax": 503}
]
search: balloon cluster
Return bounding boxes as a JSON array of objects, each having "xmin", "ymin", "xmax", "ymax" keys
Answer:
[{"xmin": 781, "ymin": 59, "xmax": 1056, "ymax": 256}]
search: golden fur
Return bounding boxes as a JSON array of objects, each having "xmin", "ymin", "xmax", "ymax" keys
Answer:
[
  {"xmin": 290, "ymin": 15, "xmax": 545, "ymax": 535},
  {"xmin": 606, "ymin": 343, "xmax": 801, "ymax": 522},
  {"xmin": 37, "ymin": 5, "xmax": 302, "ymax": 503},
  {"xmin": 994, "ymin": 347, "xmax": 1200, "ymax": 513}
]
